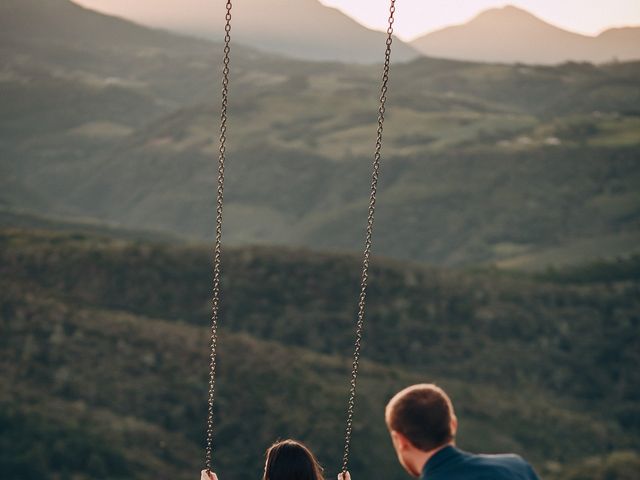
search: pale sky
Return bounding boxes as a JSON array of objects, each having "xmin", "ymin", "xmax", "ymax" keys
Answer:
[
  {"xmin": 319, "ymin": 0, "xmax": 640, "ymax": 40},
  {"xmin": 73, "ymin": 0, "xmax": 640, "ymax": 41}
]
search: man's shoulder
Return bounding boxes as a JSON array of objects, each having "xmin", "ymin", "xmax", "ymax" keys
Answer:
[
  {"xmin": 473, "ymin": 452, "xmax": 527, "ymax": 464},
  {"xmin": 422, "ymin": 447, "xmax": 539, "ymax": 480},
  {"xmin": 462, "ymin": 452, "xmax": 538, "ymax": 479}
]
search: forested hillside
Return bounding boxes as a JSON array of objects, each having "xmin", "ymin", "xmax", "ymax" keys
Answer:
[
  {"xmin": 2, "ymin": 228, "xmax": 639, "ymax": 479},
  {"xmin": 2, "ymin": 0, "xmax": 639, "ymax": 267}
]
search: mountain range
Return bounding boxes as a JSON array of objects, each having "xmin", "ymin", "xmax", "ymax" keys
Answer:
[
  {"xmin": 71, "ymin": 0, "xmax": 421, "ymax": 63},
  {"xmin": 411, "ymin": 5, "xmax": 640, "ymax": 64},
  {"xmin": 71, "ymin": 1, "xmax": 640, "ymax": 65},
  {"xmin": 70, "ymin": 1, "xmax": 640, "ymax": 64}
]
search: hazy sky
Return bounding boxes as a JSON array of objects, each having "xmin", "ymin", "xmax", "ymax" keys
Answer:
[{"xmin": 74, "ymin": 0, "xmax": 640, "ymax": 41}]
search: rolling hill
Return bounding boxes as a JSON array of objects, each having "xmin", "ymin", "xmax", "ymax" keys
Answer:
[
  {"xmin": 1, "ymin": 228, "xmax": 639, "ymax": 479},
  {"xmin": 2, "ymin": 0, "xmax": 640, "ymax": 269},
  {"xmin": 411, "ymin": 6, "xmax": 640, "ymax": 64}
]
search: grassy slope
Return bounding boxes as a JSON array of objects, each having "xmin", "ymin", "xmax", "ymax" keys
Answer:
[{"xmin": 2, "ymin": 228, "xmax": 639, "ymax": 479}]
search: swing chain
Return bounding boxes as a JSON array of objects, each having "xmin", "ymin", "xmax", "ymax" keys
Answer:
[
  {"xmin": 341, "ymin": 0, "xmax": 395, "ymax": 474},
  {"xmin": 205, "ymin": 0, "xmax": 232, "ymax": 473},
  {"xmin": 204, "ymin": 0, "xmax": 394, "ymax": 473}
]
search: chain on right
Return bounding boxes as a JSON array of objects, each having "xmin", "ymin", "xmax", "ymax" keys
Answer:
[
  {"xmin": 340, "ymin": 0, "xmax": 396, "ymax": 475},
  {"xmin": 205, "ymin": 0, "xmax": 233, "ymax": 473}
]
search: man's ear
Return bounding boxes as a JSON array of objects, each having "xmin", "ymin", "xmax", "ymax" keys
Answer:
[
  {"xmin": 450, "ymin": 415, "xmax": 458, "ymax": 437},
  {"xmin": 390, "ymin": 430, "xmax": 411, "ymax": 451}
]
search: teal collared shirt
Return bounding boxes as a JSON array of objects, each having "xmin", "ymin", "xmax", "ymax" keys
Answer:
[{"xmin": 421, "ymin": 446, "xmax": 540, "ymax": 480}]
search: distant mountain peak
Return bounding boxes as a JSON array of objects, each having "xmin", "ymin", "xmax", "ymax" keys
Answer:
[
  {"xmin": 410, "ymin": 4, "xmax": 640, "ymax": 65},
  {"xmin": 478, "ymin": 5, "xmax": 535, "ymax": 16},
  {"xmin": 472, "ymin": 4, "xmax": 553, "ymax": 26}
]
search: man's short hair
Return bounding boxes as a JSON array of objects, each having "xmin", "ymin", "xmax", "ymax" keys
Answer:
[{"xmin": 385, "ymin": 383, "xmax": 455, "ymax": 452}]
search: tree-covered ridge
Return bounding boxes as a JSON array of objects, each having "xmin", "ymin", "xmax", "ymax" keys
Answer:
[{"xmin": 2, "ymin": 228, "xmax": 639, "ymax": 479}]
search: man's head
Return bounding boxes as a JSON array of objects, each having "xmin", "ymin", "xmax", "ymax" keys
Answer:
[{"xmin": 385, "ymin": 384, "xmax": 458, "ymax": 477}]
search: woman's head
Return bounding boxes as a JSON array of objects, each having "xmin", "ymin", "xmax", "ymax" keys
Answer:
[{"xmin": 263, "ymin": 439, "xmax": 324, "ymax": 480}]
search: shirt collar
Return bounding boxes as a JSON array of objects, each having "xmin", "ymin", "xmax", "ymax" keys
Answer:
[{"xmin": 421, "ymin": 445, "xmax": 463, "ymax": 478}]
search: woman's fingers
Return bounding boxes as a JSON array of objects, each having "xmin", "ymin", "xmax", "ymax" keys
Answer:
[
  {"xmin": 200, "ymin": 470, "xmax": 218, "ymax": 480},
  {"xmin": 338, "ymin": 471, "xmax": 351, "ymax": 480}
]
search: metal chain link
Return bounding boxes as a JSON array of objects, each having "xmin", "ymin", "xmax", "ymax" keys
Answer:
[
  {"xmin": 341, "ymin": 0, "xmax": 396, "ymax": 474},
  {"xmin": 205, "ymin": 0, "xmax": 232, "ymax": 473}
]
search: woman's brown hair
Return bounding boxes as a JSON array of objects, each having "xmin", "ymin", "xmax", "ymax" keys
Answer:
[{"xmin": 263, "ymin": 439, "xmax": 325, "ymax": 480}]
